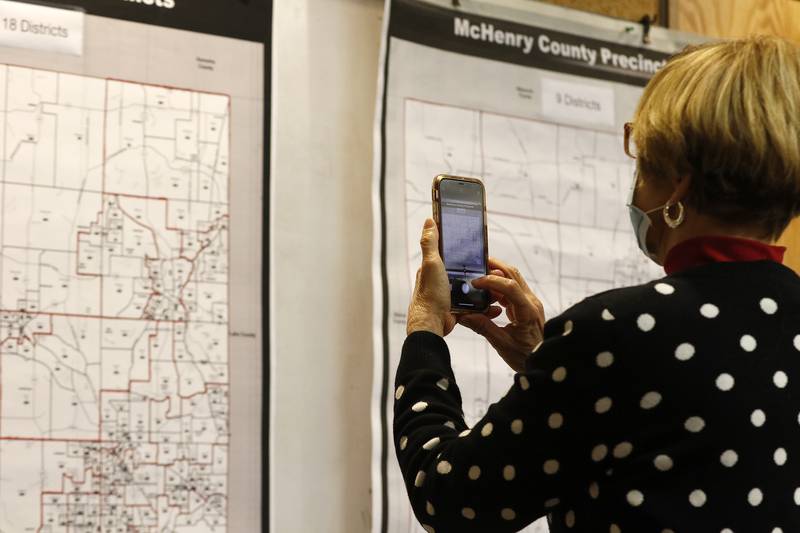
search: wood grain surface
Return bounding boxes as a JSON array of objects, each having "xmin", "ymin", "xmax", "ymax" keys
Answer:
[
  {"xmin": 670, "ymin": 0, "xmax": 800, "ymax": 39},
  {"xmin": 536, "ymin": 0, "xmax": 660, "ymax": 23},
  {"xmin": 669, "ymin": 0, "xmax": 800, "ymax": 270}
]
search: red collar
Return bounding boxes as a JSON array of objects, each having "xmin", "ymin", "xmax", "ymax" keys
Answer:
[{"xmin": 664, "ymin": 236, "xmax": 786, "ymax": 275}]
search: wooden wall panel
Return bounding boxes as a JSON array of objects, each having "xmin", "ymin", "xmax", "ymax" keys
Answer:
[
  {"xmin": 536, "ymin": 0, "xmax": 660, "ymax": 22},
  {"xmin": 670, "ymin": 0, "xmax": 800, "ymax": 271},
  {"xmin": 670, "ymin": 0, "xmax": 800, "ymax": 40}
]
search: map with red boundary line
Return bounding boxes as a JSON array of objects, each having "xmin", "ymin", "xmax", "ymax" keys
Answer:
[{"xmin": 0, "ymin": 65, "xmax": 230, "ymax": 532}]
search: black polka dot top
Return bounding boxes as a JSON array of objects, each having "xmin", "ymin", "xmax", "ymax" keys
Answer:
[{"xmin": 394, "ymin": 257, "xmax": 800, "ymax": 532}]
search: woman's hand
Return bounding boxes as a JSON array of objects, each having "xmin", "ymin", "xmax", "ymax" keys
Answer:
[
  {"xmin": 458, "ymin": 258, "xmax": 546, "ymax": 372},
  {"xmin": 406, "ymin": 219, "xmax": 457, "ymax": 337}
]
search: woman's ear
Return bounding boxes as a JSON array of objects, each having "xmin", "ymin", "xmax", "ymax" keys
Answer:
[{"xmin": 669, "ymin": 174, "xmax": 692, "ymax": 204}]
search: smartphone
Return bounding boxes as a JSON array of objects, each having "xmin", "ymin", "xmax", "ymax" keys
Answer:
[{"xmin": 432, "ymin": 175, "xmax": 490, "ymax": 313}]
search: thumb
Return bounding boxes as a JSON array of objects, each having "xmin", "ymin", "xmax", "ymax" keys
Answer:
[{"xmin": 420, "ymin": 218, "xmax": 440, "ymax": 263}]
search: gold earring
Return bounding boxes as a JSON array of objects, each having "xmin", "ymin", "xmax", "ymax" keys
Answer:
[{"xmin": 663, "ymin": 201, "xmax": 685, "ymax": 228}]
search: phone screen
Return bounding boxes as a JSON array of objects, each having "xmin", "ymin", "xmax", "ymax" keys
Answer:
[{"xmin": 438, "ymin": 178, "xmax": 489, "ymax": 311}]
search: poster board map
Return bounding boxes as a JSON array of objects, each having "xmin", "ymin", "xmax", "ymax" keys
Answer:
[{"xmin": 0, "ymin": 64, "xmax": 230, "ymax": 532}]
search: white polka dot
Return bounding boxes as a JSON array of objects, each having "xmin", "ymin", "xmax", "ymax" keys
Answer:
[
  {"xmin": 414, "ymin": 471, "xmax": 426, "ymax": 487},
  {"xmin": 610, "ymin": 525, "xmax": 621, "ymax": 533},
  {"xmin": 675, "ymin": 342, "xmax": 695, "ymax": 361},
  {"xmin": 461, "ymin": 507, "xmax": 476, "ymax": 520},
  {"xmin": 595, "ymin": 397, "xmax": 613, "ymax": 414},
  {"xmin": 565, "ymin": 510, "xmax": 576, "ymax": 527},
  {"xmin": 510, "ymin": 419, "xmax": 523, "ymax": 434},
  {"xmin": 543, "ymin": 459, "xmax": 560, "ymax": 474},
  {"xmin": 774, "ymin": 447, "xmax": 787, "ymax": 466},
  {"xmin": 399, "ymin": 436, "xmax": 408, "ymax": 451},
  {"xmin": 655, "ymin": 283, "xmax": 675, "ymax": 295},
  {"xmin": 548, "ymin": 412, "xmax": 564, "ymax": 429},
  {"xmin": 436, "ymin": 461, "xmax": 452, "ymax": 475},
  {"xmin": 422, "ymin": 525, "xmax": 434, "ymax": 533},
  {"xmin": 640, "ymin": 391, "xmax": 662, "ymax": 409},
  {"xmin": 426, "ymin": 501, "xmax": 435, "ymax": 515},
  {"xmin": 689, "ymin": 489, "xmax": 707, "ymax": 507},
  {"xmin": 544, "ymin": 497, "xmax": 560, "ymax": 508},
  {"xmin": 552, "ymin": 366, "xmax": 567, "ymax": 382},
  {"xmin": 458, "ymin": 429, "xmax": 470, "ymax": 438},
  {"xmin": 627, "ymin": 490, "xmax": 644, "ymax": 506},
  {"xmin": 637, "ymin": 313, "xmax": 656, "ymax": 332},
  {"xmin": 720, "ymin": 450, "xmax": 738, "ymax": 467},
  {"xmin": 412, "ymin": 401, "xmax": 428, "ymax": 412},
  {"xmin": 721, "ymin": 529, "xmax": 733, "ymax": 533},
  {"xmin": 613, "ymin": 442, "xmax": 633, "ymax": 459},
  {"xmin": 740, "ymin": 334, "xmax": 757, "ymax": 352},
  {"xmin": 685, "ymin": 416, "xmax": 705, "ymax": 433},
  {"xmin": 589, "ymin": 481, "xmax": 599, "ymax": 499},
  {"xmin": 760, "ymin": 297, "xmax": 778, "ymax": 314},
  {"xmin": 794, "ymin": 487, "xmax": 800, "ymax": 505},
  {"xmin": 436, "ymin": 378, "xmax": 449, "ymax": 391},
  {"xmin": 654, "ymin": 454, "xmax": 673, "ymax": 471},
  {"xmin": 443, "ymin": 421, "xmax": 456, "ymax": 429},
  {"xmin": 596, "ymin": 351, "xmax": 614, "ymax": 368},
  {"xmin": 563, "ymin": 320, "xmax": 573, "ymax": 336},
  {"xmin": 501, "ymin": 508, "xmax": 516, "ymax": 520},
  {"xmin": 503, "ymin": 465, "xmax": 516, "ymax": 481},
  {"xmin": 519, "ymin": 375, "xmax": 530, "ymax": 390},
  {"xmin": 422, "ymin": 437, "xmax": 440, "ymax": 450},
  {"xmin": 748, "ymin": 487, "xmax": 763, "ymax": 506},
  {"xmin": 480, "ymin": 423, "xmax": 493, "ymax": 437},
  {"xmin": 795, "ymin": 335, "xmax": 800, "ymax": 351},
  {"xmin": 774, "ymin": 371, "xmax": 788, "ymax": 389},
  {"xmin": 772, "ymin": 528, "xmax": 783, "ymax": 533},
  {"xmin": 751, "ymin": 409, "xmax": 766, "ymax": 427},
  {"xmin": 395, "ymin": 385, "xmax": 405, "ymax": 400},
  {"xmin": 591, "ymin": 444, "xmax": 608, "ymax": 462},
  {"xmin": 602, "ymin": 308, "xmax": 615, "ymax": 321},
  {"xmin": 468, "ymin": 465, "xmax": 481, "ymax": 480},
  {"xmin": 700, "ymin": 303, "xmax": 720, "ymax": 318},
  {"xmin": 716, "ymin": 373, "xmax": 735, "ymax": 391}
]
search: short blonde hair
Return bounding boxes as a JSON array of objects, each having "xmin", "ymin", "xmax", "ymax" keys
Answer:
[{"xmin": 633, "ymin": 35, "xmax": 800, "ymax": 239}]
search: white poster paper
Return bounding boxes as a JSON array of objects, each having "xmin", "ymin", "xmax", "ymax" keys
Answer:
[{"xmin": 0, "ymin": 0, "xmax": 83, "ymax": 55}]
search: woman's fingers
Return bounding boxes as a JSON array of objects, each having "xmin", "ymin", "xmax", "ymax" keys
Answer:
[
  {"xmin": 487, "ymin": 257, "xmax": 545, "ymax": 324},
  {"xmin": 419, "ymin": 218, "xmax": 441, "ymax": 265},
  {"xmin": 485, "ymin": 305, "xmax": 503, "ymax": 319},
  {"xmin": 471, "ymin": 275, "xmax": 534, "ymax": 322},
  {"xmin": 459, "ymin": 313, "xmax": 506, "ymax": 345},
  {"xmin": 488, "ymin": 257, "xmax": 531, "ymax": 291}
]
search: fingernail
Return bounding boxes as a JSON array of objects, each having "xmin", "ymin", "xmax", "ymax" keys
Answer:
[{"xmin": 424, "ymin": 218, "xmax": 434, "ymax": 229}]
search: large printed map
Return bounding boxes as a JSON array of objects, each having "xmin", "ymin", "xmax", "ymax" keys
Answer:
[{"xmin": 0, "ymin": 65, "xmax": 230, "ymax": 531}]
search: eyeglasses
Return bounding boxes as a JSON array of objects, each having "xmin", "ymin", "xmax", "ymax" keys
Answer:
[{"xmin": 623, "ymin": 122, "xmax": 638, "ymax": 159}]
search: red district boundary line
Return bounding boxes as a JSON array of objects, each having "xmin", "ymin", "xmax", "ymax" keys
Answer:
[{"xmin": 0, "ymin": 67, "xmax": 234, "ymax": 530}]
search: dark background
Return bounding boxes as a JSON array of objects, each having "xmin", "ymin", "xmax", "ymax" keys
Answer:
[{"xmin": 44, "ymin": 0, "xmax": 269, "ymax": 42}]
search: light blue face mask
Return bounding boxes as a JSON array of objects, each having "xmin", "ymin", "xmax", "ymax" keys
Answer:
[{"xmin": 627, "ymin": 173, "xmax": 666, "ymax": 264}]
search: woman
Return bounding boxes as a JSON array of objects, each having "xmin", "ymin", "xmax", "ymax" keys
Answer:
[{"xmin": 395, "ymin": 35, "xmax": 800, "ymax": 532}]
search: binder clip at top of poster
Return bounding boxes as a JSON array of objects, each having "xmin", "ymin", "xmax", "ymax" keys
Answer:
[{"xmin": 370, "ymin": 1, "xmax": 705, "ymax": 533}]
